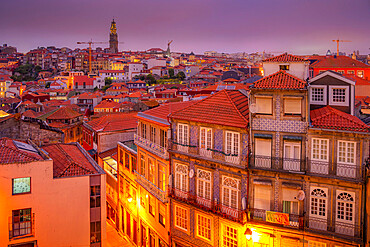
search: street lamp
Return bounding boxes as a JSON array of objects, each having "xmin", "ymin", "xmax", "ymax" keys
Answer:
[{"xmin": 244, "ymin": 228, "xmax": 252, "ymax": 240}]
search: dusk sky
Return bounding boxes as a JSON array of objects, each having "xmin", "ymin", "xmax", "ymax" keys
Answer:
[{"xmin": 1, "ymin": 0, "xmax": 369, "ymax": 55}]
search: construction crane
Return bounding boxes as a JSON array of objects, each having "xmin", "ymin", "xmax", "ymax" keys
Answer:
[
  {"xmin": 332, "ymin": 39, "xmax": 351, "ymax": 56},
  {"xmin": 77, "ymin": 40, "xmax": 124, "ymax": 73}
]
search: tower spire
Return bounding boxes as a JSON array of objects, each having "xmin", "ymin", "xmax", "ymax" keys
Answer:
[{"xmin": 109, "ymin": 19, "xmax": 118, "ymax": 53}]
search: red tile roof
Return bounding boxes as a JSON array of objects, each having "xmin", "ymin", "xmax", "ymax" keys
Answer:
[
  {"xmin": 170, "ymin": 90, "xmax": 249, "ymax": 128},
  {"xmin": 86, "ymin": 113, "xmax": 137, "ymax": 132},
  {"xmin": 311, "ymin": 56, "xmax": 370, "ymax": 68},
  {"xmin": 343, "ymin": 74, "xmax": 370, "ymax": 86},
  {"xmin": 94, "ymin": 100, "xmax": 121, "ymax": 109},
  {"xmin": 140, "ymin": 101, "xmax": 197, "ymax": 123},
  {"xmin": 42, "ymin": 143, "xmax": 98, "ymax": 178},
  {"xmin": 253, "ymin": 70, "xmax": 307, "ymax": 90},
  {"xmin": 310, "ymin": 106, "xmax": 369, "ymax": 132},
  {"xmin": 263, "ymin": 53, "xmax": 307, "ymax": 63},
  {"xmin": 0, "ymin": 138, "xmax": 44, "ymax": 164},
  {"xmin": 46, "ymin": 107, "xmax": 82, "ymax": 120}
]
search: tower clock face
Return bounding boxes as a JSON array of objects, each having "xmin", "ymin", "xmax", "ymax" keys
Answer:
[{"xmin": 13, "ymin": 177, "xmax": 31, "ymax": 194}]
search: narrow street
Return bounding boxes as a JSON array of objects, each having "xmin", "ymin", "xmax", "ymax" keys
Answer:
[{"xmin": 106, "ymin": 222, "xmax": 133, "ymax": 247}]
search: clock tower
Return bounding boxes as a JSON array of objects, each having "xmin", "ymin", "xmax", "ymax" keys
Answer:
[{"xmin": 109, "ymin": 19, "xmax": 119, "ymax": 53}]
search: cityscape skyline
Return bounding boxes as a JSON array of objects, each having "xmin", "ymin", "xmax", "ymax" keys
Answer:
[{"xmin": 1, "ymin": 0, "xmax": 369, "ymax": 54}]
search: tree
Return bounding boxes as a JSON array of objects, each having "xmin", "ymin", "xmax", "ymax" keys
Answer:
[
  {"xmin": 105, "ymin": 78, "xmax": 113, "ymax": 86},
  {"xmin": 146, "ymin": 74, "xmax": 156, "ymax": 86},
  {"xmin": 168, "ymin": 68, "xmax": 175, "ymax": 78},
  {"xmin": 176, "ymin": 71, "xmax": 186, "ymax": 80}
]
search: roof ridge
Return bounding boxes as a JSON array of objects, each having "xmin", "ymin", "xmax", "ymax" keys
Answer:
[
  {"xmin": 224, "ymin": 90, "xmax": 249, "ymax": 125},
  {"xmin": 58, "ymin": 160, "xmax": 93, "ymax": 177},
  {"xmin": 0, "ymin": 142, "xmax": 40, "ymax": 162},
  {"xmin": 326, "ymin": 106, "xmax": 368, "ymax": 127}
]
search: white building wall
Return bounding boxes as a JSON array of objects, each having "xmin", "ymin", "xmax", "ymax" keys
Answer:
[{"xmin": 263, "ymin": 62, "xmax": 309, "ymax": 80}]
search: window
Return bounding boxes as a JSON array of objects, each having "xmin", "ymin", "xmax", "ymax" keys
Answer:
[
  {"xmin": 177, "ymin": 123, "xmax": 189, "ymax": 145},
  {"xmin": 197, "ymin": 169, "xmax": 211, "ymax": 200},
  {"xmin": 158, "ymin": 164, "xmax": 166, "ymax": 191},
  {"xmin": 254, "ymin": 185, "xmax": 271, "ymax": 211},
  {"xmin": 159, "ymin": 203, "xmax": 166, "ymax": 227},
  {"xmin": 222, "ymin": 225, "xmax": 238, "ymax": 247},
  {"xmin": 90, "ymin": 221, "xmax": 101, "ymax": 244},
  {"xmin": 175, "ymin": 164, "xmax": 188, "ymax": 192},
  {"xmin": 282, "ymin": 188, "xmax": 299, "ymax": 214},
  {"xmin": 200, "ymin": 127, "xmax": 212, "ymax": 150},
  {"xmin": 337, "ymin": 70, "xmax": 344, "ymax": 74},
  {"xmin": 222, "ymin": 176, "xmax": 239, "ymax": 209},
  {"xmin": 347, "ymin": 70, "xmax": 355, "ymax": 75},
  {"xmin": 174, "ymin": 205, "xmax": 188, "ymax": 231},
  {"xmin": 329, "ymin": 86, "xmax": 348, "ymax": 106},
  {"xmin": 12, "ymin": 177, "xmax": 31, "ymax": 195},
  {"xmin": 280, "ymin": 65, "xmax": 290, "ymax": 70},
  {"xmin": 140, "ymin": 187, "xmax": 146, "ymax": 208},
  {"xmin": 357, "ymin": 70, "xmax": 364, "ymax": 78},
  {"xmin": 90, "ymin": 186, "xmax": 101, "ymax": 208},
  {"xmin": 225, "ymin": 131, "xmax": 239, "ymax": 156},
  {"xmin": 308, "ymin": 241, "xmax": 326, "ymax": 247},
  {"xmin": 12, "ymin": 208, "xmax": 32, "ymax": 237},
  {"xmin": 312, "ymin": 138, "xmax": 329, "ymax": 162},
  {"xmin": 150, "ymin": 126, "xmax": 156, "ymax": 143},
  {"xmin": 310, "ymin": 188, "xmax": 327, "ymax": 218},
  {"xmin": 140, "ymin": 155, "xmax": 146, "ymax": 177},
  {"xmin": 196, "ymin": 214, "xmax": 212, "ymax": 241},
  {"xmin": 149, "ymin": 195, "xmax": 155, "ymax": 217},
  {"xmin": 338, "ymin": 141, "xmax": 355, "ymax": 164},
  {"xmin": 255, "ymin": 96, "xmax": 272, "ymax": 114},
  {"xmin": 337, "ymin": 191, "xmax": 354, "ymax": 223},
  {"xmin": 284, "ymin": 97, "xmax": 301, "ymax": 115},
  {"xmin": 142, "ymin": 123, "xmax": 147, "ymax": 139},
  {"xmin": 131, "ymin": 156, "xmax": 136, "ymax": 173},
  {"xmin": 160, "ymin": 129, "xmax": 167, "ymax": 148},
  {"xmin": 255, "ymin": 138, "xmax": 272, "ymax": 168},
  {"xmin": 125, "ymin": 153, "xmax": 130, "ymax": 170},
  {"xmin": 148, "ymin": 159, "xmax": 155, "ymax": 184},
  {"xmin": 310, "ymin": 86, "xmax": 326, "ymax": 104}
]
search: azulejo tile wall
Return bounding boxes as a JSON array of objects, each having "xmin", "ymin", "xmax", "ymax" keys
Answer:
[
  {"xmin": 190, "ymin": 125, "xmax": 198, "ymax": 147},
  {"xmin": 252, "ymin": 118, "xmax": 307, "ymax": 134}
]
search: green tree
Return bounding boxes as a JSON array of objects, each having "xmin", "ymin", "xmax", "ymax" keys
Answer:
[
  {"xmin": 105, "ymin": 78, "xmax": 113, "ymax": 86},
  {"xmin": 168, "ymin": 68, "xmax": 175, "ymax": 78},
  {"xmin": 176, "ymin": 71, "xmax": 186, "ymax": 80},
  {"xmin": 146, "ymin": 74, "xmax": 156, "ymax": 86}
]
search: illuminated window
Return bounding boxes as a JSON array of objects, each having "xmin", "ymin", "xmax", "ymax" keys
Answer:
[
  {"xmin": 222, "ymin": 225, "xmax": 237, "ymax": 247},
  {"xmin": 312, "ymin": 138, "xmax": 328, "ymax": 162},
  {"xmin": 149, "ymin": 195, "xmax": 155, "ymax": 217},
  {"xmin": 90, "ymin": 221, "xmax": 101, "ymax": 244},
  {"xmin": 12, "ymin": 208, "xmax": 32, "ymax": 237},
  {"xmin": 174, "ymin": 205, "xmax": 188, "ymax": 231},
  {"xmin": 196, "ymin": 213, "xmax": 212, "ymax": 241},
  {"xmin": 159, "ymin": 203, "xmax": 166, "ymax": 227},
  {"xmin": 12, "ymin": 177, "xmax": 31, "ymax": 195},
  {"xmin": 90, "ymin": 186, "xmax": 101, "ymax": 208},
  {"xmin": 140, "ymin": 155, "xmax": 146, "ymax": 177},
  {"xmin": 158, "ymin": 164, "xmax": 166, "ymax": 191},
  {"xmin": 338, "ymin": 141, "xmax": 355, "ymax": 164},
  {"xmin": 279, "ymin": 65, "xmax": 290, "ymax": 71},
  {"xmin": 308, "ymin": 241, "xmax": 326, "ymax": 247},
  {"xmin": 357, "ymin": 70, "xmax": 364, "ymax": 78},
  {"xmin": 148, "ymin": 159, "xmax": 155, "ymax": 184}
]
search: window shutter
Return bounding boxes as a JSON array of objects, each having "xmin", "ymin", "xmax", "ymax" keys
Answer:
[
  {"xmin": 284, "ymin": 98, "xmax": 301, "ymax": 114},
  {"xmin": 256, "ymin": 97, "xmax": 272, "ymax": 114}
]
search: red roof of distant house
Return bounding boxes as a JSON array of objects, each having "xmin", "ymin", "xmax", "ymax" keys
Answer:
[
  {"xmin": 223, "ymin": 78, "xmax": 239, "ymax": 82},
  {"xmin": 311, "ymin": 56, "xmax": 370, "ymax": 68},
  {"xmin": 343, "ymin": 74, "xmax": 370, "ymax": 86},
  {"xmin": 42, "ymin": 143, "xmax": 98, "ymax": 178},
  {"xmin": 263, "ymin": 53, "xmax": 307, "ymax": 63},
  {"xmin": 310, "ymin": 106, "xmax": 369, "ymax": 132},
  {"xmin": 171, "ymin": 90, "xmax": 249, "ymax": 128},
  {"xmin": 75, "ymin": 92, "xmax": 103, "ymax": 100},
  {"xmin": 94, "ymin": 100, "xmax": 121, "ymax": 109},
  {"xmin": 140, "ymin": 101, "xmax": 197, "ymax": 123},
  {"xmin": 22, "ymin": 109, "xmax": 39, "ymax": 118},
  {"xmin": 46, "ymin": 107, "xmax": 82, "ymax": 120},
  {"xmin": 0, "ymin": 138, "xmax": 44, "ymax": 164},
  {"xmin": 74, "ymin": 75, "xmax": 95, "ymax": 86},
  {"xmin": 86, "ymin": 113, "xmax": 137, "ymax": 132},
  {"xmin": 253, "ymin": 70, "xmax": 307, "ymax": 90},
  {"xmin": 99, "ymin": 70, "xmax": 125, "ymax": 73}
]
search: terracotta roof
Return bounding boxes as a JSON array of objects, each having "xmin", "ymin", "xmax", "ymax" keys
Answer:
[
  {"xmin": 223, "ymin": 78, "xmax": 239, "ymax": 82},
  {"xmin": 22, "ymin": 109, "xmax": 39, "ymax": 118},
  {"xmin": 46, "ymin": 107, "xmax": 82, "ymax": 120},
  {"xmin": 252, "ymin": 70, "xmax": 307, "ymax": 90},
  {"xmin": 141, "ymin": 101, "xmax": 197, "ymax": 123},
  {"xmin": 311, "ymin": 56, "xmax": 370, "ymax": 68},
  {"xmin": 263, "ymin": 53, "xmax": 307, "ymax": 63},
  {"xmin": 86, "ymin": 113, "xmax": 137, "ymax": 132},
  {"xmin": 310, "ymin": 106, "xmax": 369, "ymax": 132},
  {"xmin": 343, "ymin": 74, "xmax": 370, "ymax": 86},
  {"xmin": 0, "ymin": 138, "xmax": 44, "ymax": 164},
  {"xmin": 94, "ymin": 100, "xmax": 121, "ymax": 109},
  {"xmin": 171, "ymin": 90, "xmax": 249, "ymax": 128},
  {"xmin": 42, "ymin": 143, "xmax": 98, "ymax": 178}
]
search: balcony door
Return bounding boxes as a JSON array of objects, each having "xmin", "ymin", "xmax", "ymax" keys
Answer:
[
  {"xmin": 255, "ymin": 138, "xmax": 271, "ymax": 168},
  {"xmin": 253, "ymin": 185, "xmax": 271, "ymax": 221},
  {"xmin": 283, "ymin": 141, "xmax": 301, "ymax": 171}
]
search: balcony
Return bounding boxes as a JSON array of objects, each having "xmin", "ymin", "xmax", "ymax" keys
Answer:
[
  {"xmin": 134, "ymin": 171, "xmax": 168, "ymax": 203},
  {"xmin": 9, "ymin": 213, "xmax": 35, "ymax": 240},
  {"xmin": 169, "ymin": 140, "xmax": 247, "ymax": 168},
  {"xmin": 307, "ymin": 160, "xmax": 364, "ymax": 181},
  {"xmin": 250, "ymin": 155, "xmax": 305, "ymax": 173},
  {"xmin": 248, "ymin": 208, "xmax": 304, "ymax": 229},
  {"xmin": 307, "ymin": 217, "xmax": 362, "ymax": 240},
  {"xmin": 134, "ymin": 134, "xmax": 168, "ymax": 159},
  {"xmin": 170, "ymin": 188, "xmax": 246, "ymax": 224}
]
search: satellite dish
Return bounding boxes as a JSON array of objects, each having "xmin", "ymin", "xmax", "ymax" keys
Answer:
[
  {"xmin": 296, "ymin": 190, "xmax": 305, "ymax": 201},
  {"xmin": 250, "ymin": 103, "xmax": 257, "ymax": 113},
  {"xmin": 189, "ymin": 169, "xmax": 194, "ymax": 178}
]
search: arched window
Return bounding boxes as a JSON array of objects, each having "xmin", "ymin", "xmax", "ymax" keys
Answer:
[
  {"xmin": 337, "ymin": 192, "xmax": 354, "ymax": 222},
  {"xmin": 310, "ymin": 188, "xmax": 327, "ymax": 218}
]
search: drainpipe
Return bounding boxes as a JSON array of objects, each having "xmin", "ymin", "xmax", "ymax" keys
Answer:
[{"xmin": 167, "ymin": 113, "xmax": 173, "ymax": 247}]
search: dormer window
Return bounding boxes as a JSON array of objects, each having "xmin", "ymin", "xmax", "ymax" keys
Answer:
[
  {"xmin": 310, "ymin": 86, "xmax": 327, "ymax": 105},
  {"xmin": 280, "ymin": 65, "xmax": 290, "ymax": 71},
  {"xmin": 329, "ymin": 86, "xmax": 348, "ymax": 106}
]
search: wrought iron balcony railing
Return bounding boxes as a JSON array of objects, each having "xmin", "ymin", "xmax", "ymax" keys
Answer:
[
  {"xmin": 170, "ymin": 187, "xmax": 246, "ymax": 224},
  {"xmin": 134, "ymin": 134, "xmax": 169, "ymax": 159},
  {"xmin": 250, "ymin": 155, "xmax": 305, "ymax": 173},
  {"xmin": 134, "ymin": 170, "xmax": 168, "ymax": 203},
  {"xmin": 247, "ymin": 208, "xmax": 304, "ymax": 229}
]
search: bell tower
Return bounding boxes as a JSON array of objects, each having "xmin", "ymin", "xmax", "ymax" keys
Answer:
[{"xmin": 109, "ymin": 19, "xmax": 118, "ymax": 53}]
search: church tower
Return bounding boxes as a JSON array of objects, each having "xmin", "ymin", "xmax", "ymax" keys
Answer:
[{"xmin": 109, "ymin": 19, "xmax": 118, "ymax": 53}]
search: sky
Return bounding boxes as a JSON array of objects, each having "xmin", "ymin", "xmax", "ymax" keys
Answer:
[{"xmin": 0, "ymin": 0, "xmax": 369, "ymax": 55}]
